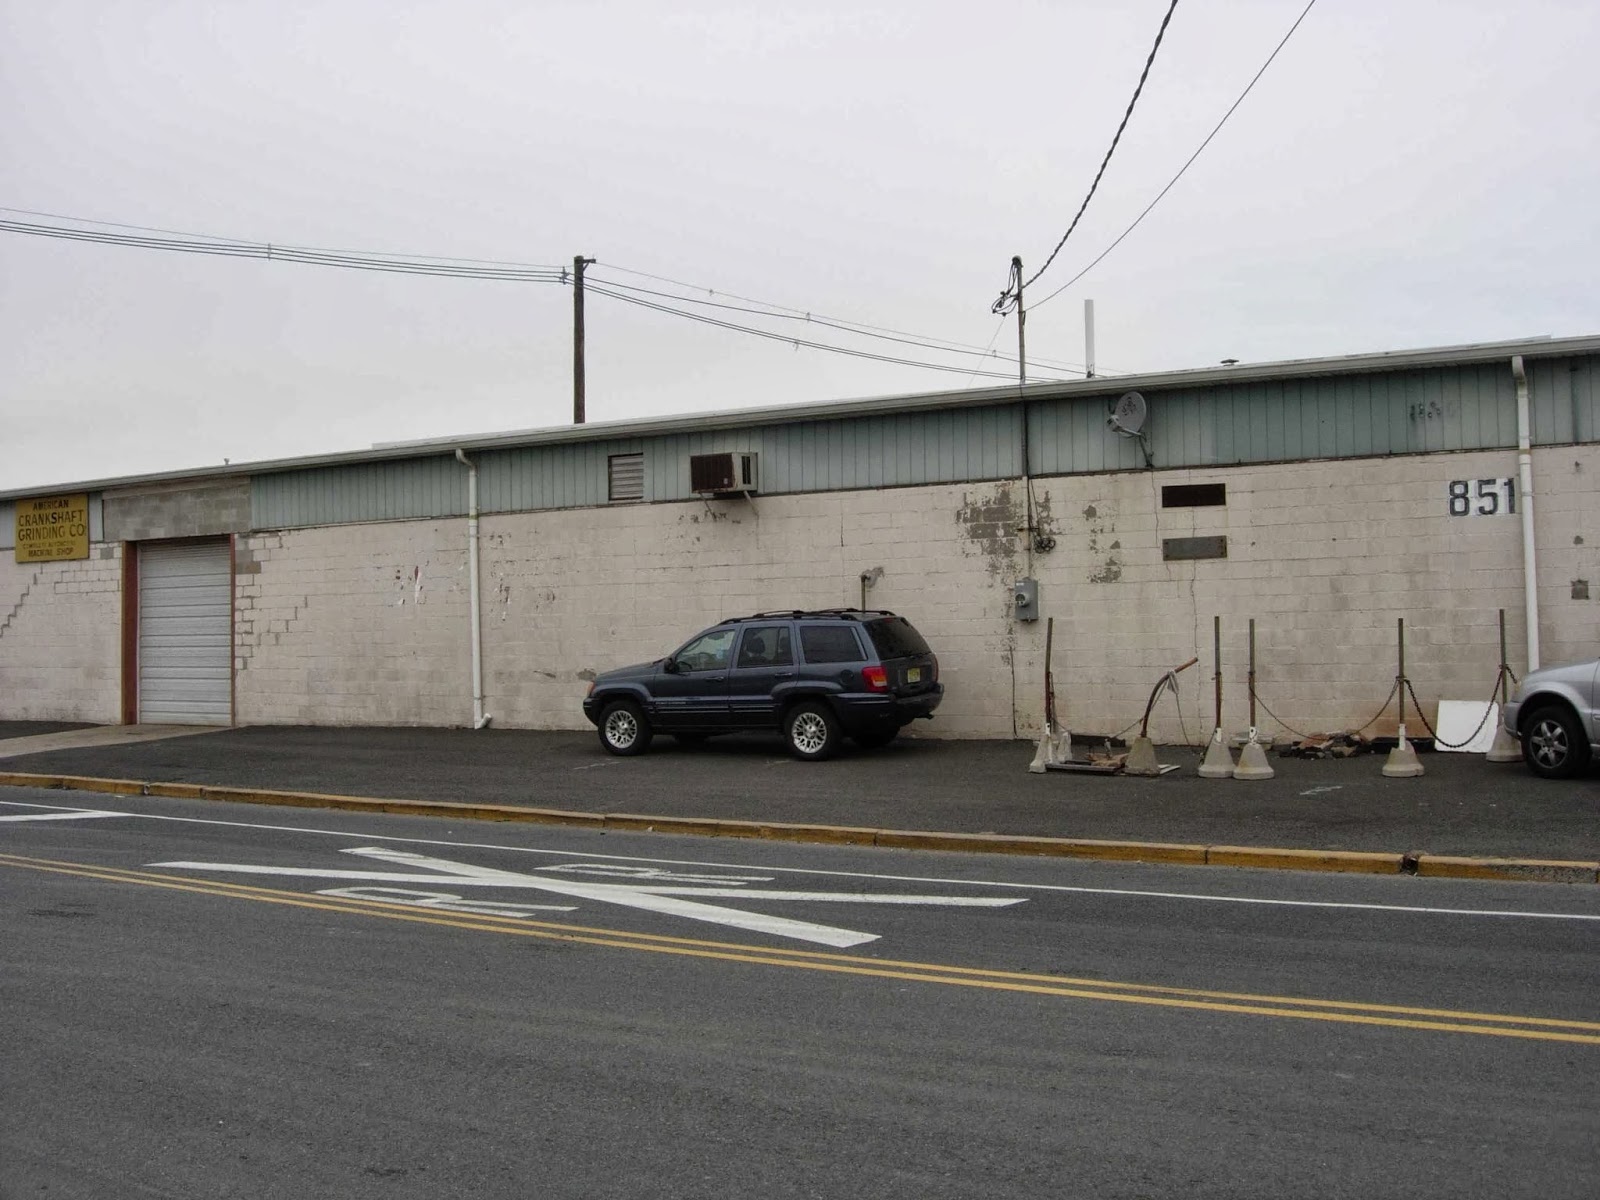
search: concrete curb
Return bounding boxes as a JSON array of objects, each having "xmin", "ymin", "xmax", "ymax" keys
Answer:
[{"xmin": 2, "ymin": 771, "xmax": 1596, "ymax": 885}]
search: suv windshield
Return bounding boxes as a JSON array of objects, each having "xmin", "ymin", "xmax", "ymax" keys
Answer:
[{"xmin": 864, "ymin": 617, "xmax": 930, "ymax": 659}]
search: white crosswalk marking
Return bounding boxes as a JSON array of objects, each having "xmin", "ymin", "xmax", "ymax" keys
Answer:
[{"xmin": 150, "ymin": 845, "xmax": 1027, "ymax": 947}]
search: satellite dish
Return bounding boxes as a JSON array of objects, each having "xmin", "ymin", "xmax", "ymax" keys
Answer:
[{"xmin": 1108, "ymin": 391, "xmax": 1147, "ymax": 437}]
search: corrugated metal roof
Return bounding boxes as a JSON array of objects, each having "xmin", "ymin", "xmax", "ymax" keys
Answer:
[{"xmin": 4, "ymin": 332, "xmax": 1596, "ymax": 502}]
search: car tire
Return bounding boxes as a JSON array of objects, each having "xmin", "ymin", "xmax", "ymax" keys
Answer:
[
  {"xmin": 852, "ymin": 727, "xmax": 898, "ymax": 750},
  {"xmin": 598, "ymin": 699, "xmax": 653, "ymax": 756},
  {"xmin": 1521, "ymin": 703, "xmax": 1590, "ymax": 779},
  {"xmin": 784, "ymin": 701, "xmax": 842, "ymax": 762}
]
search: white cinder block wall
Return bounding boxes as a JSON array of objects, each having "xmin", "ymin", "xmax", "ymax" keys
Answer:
[
  {"xmin": 0, "ymin": 547, "xmax": 122, "ymax": 723},
  {"xmin": 234, "ymin": 524, "xmax": 473, "ymax": 726},
  {"xmin": 227, "ymin": 446, "xmax": 1599, "ymax": 741}
]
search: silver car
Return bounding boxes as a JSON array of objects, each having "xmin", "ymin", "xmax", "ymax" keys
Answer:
[{"xmin": 1502, "ymin": 659, "xmax": 1600, "ymax": 778}]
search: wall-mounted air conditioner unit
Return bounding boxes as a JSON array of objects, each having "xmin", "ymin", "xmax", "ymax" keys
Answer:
[{"xmin": 689, "ymin": 452, "xmax": 759, "ymax": 496}]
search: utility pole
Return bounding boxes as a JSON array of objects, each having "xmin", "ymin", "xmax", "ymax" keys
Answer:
[
  {"xmin": 1013, "ymin": 255, "xmax": 1026, "ymax": 386},
  {"xmin": 572, "ymin": 254, "xmax": 595, "ymax": 424}
]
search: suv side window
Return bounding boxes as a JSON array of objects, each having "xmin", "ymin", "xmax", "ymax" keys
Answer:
[
  {"xmin": 675, "ymin": 628, "xmax": 736, "ymax": 672},
  {"xmin": 736, "ymin": 625, "xmax": 793, "ymax": 669},
  {"xmin": 799, "ymin": 624, "xmax": 866, "ymax": 664}
]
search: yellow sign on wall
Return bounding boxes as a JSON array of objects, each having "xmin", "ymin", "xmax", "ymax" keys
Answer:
[{"xmin": 15, "ymin": 493, "xmax": 91, "ymax": 563}]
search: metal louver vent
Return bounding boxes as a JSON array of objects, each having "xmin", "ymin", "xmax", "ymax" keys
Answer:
[{"xmin": 608, "ymin": 453, "xmax": 644, "ymax": 502}]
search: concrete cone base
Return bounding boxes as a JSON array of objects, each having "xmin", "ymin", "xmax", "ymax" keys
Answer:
[
  {"xmin": 1383, "ymin": 727, "xmax": 1425, "ymax": 778},
  {"xmin": 1124, "ymin": 736, "xmax": 1161, "ymax": 776},
  {"xmin": 1198, "ymin": 730, "xmax": 1236, "ymax": 778},
  {"xmin": 1233, "ymin": 737, "xmax": 1275, "ymax": 780},
  {"xmin": 1028, "ymin": 729, "xmax": 1074, "ymax": 772},
  {"xmin": 1028, "ymin": 729, "xmax": 1053, "ymax": 773},
  {"xmin": 1485, "ymin": 726, "xmax": 1523, "ymax": 764}
]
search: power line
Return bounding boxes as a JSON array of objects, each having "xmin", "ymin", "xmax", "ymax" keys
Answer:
[
  {"xmin": 588, "ymin": 271, "xmax": 1092, "ymax": 374},
  {"xmin": 1030, "ymin": 0, "xmax": 1319, "ymax": 311},
  {"xmin": 0, "ymin": 205, "xmax": 562, "ymax": 269},
  {"xmin": 584, "ymin": 283, "xmax": 1066, "ymax": 382},
  {"xmin": 0, "ymin": 208, "xmax": 1088, "ymax": 382},
  {"xmin": 595, "ymin": 260, "xmax": 1072, "ymax": 364},
  {"xmin": 994, "ymin": 0, "xmax": 1182, "ymax": 313},
  {"xmin": 0, "ymin": 217, "xmax": 571, "ymax": 282}
]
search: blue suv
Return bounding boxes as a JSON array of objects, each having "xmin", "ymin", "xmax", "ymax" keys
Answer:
[{"xmin": 582, "ymin": 609, "xmax": 943, "ymax": 760}]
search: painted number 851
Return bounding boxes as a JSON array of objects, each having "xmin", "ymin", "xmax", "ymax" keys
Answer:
[{"xmin": 1448, "ymin": 478, "xmax": 1516, "ymax": 516}]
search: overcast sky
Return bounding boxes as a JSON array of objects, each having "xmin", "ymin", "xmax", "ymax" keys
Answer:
[{"xmin": 2, "ymin": 0, "xmax": 1596, "ymax": 493}]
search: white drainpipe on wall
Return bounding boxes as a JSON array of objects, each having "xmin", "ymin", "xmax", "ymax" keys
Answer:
[
  {"xmin": 1512, "ymin": 355, "xmax": 1540, "ymax": 671},
  {"xmin": 455, "ymin": 449, "xmax": 492, "ymax": 728}
]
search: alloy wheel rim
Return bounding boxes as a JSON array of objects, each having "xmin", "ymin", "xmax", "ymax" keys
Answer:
[
  {"xmin": 1531, "ymin": 720, "xmax": 1567, "ymax": 768},
  {"xmin": 606, "ymin": 710, "xmax": 638, "ymax": 748},
  {"xmin": 793, "ymin": 712, "xmax": 827, "ymax": 753}
]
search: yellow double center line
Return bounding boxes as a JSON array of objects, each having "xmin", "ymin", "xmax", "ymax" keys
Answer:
[{"xmin": 7, "ymin": 850, "xmax": 1599, "ymax": 1045}]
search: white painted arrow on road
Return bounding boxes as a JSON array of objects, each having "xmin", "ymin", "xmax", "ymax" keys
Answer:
[{"xmin": 150, "ymin": 846, "xmax": 1027, "ymax": 948}]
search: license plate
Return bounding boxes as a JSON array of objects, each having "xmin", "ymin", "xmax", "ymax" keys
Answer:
[{"xmin": 906, "ymin": 667, "xmax": 922, "ymax": 683}]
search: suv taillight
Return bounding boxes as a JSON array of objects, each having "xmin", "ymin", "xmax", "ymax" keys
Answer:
[{"xmin": 863, "ymin": 665, "xmax": 890, "ymax": 692}]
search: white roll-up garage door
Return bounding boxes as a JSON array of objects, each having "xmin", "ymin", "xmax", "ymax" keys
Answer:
[{"xmin": 139, "ymin": 540, "xmax": 232, "ymax": 725}]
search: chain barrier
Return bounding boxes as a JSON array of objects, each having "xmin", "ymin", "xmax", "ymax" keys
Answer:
[
  {"xmin": 1402, "ymin": 667, "xmax": 1515, "ymax": 749},
  {"xmin": 1248, "ymin": 679, "xmax": 1398, "ymax": 743}
]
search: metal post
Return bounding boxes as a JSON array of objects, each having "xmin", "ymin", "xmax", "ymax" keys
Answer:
[
  {"xmin": 1382, "ymin": 614, "xmax": 1424, "ymax": 775},
  {"xmin": 1396, "ymin": 617, "xmax": 1406, "ymax": 727},
  {"xmin": 573, "ymin": 254, "xmax": 594, "ymax": 424},
  {"xmin": 1013, "ymin": 255, "xmax": 1026, "ymax": 386},
  {"xmin": 1498, "ymin": 608, "xmax": 1510, "ymax": 704},
  {"xmin": 1212, "ymin": 615, "xmax": 1223, "ymax": 728},
  {"xmin": 1084, "ymin": 298, "xmax": 1096, "ymax": 379},
  {"xmin": 1248, "ymin": 618, "xmax": 1258, "ymax": 728}
]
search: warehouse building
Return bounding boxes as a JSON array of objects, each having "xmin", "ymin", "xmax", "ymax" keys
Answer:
[{"xmin": 2, "ymin": 333, "xmax": 1596, "ymax": 743}]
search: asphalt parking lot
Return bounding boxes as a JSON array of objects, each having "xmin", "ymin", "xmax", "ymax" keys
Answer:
[{"xmin": 1, "ymin": 723, "xmax": 1597, "ymax": 861}]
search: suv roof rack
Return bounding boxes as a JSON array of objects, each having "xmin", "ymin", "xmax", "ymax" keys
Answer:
[{"xmin": 732, "ymin": 608, "xmax": 897, "ymax": 622}]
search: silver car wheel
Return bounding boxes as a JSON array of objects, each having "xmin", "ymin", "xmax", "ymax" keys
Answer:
[
  {"xmin": 1528, "ymin": 717, "xmax": 1570, "ymax": 770},
  {"xmin": 605, "ymin": 708, "xmax": 639, "ymax": 749},
  {"xmin": 791, "ymin": 711, "xmax": 829, "ymax": 754}
]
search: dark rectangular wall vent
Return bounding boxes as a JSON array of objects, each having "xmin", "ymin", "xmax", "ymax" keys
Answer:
[
  {"xmin": 1162, "ymin": 483, "xmax": 1227, "ymax": 507},
  {"xmin": 1162, "ymin": 535, "xmax": 1228, "ymax": 561}
]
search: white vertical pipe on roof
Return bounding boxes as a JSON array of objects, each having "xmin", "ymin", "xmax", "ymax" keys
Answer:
[
  {"xmin": 1512, "ymin": 356, "xmax": 1540, "ymax": 671},
  {"xmin": 455, "ymin": 449, "xmax": 492, "ymax": 728}
]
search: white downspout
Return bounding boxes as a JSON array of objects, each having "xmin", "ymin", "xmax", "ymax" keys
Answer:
[
  {"xmin": 455, "ymin": 449, "xmax": 492, "ymax": 728},
  {"xmin": 1513, "ymin": 355, "xmax": 1540, "ymax": 671}
]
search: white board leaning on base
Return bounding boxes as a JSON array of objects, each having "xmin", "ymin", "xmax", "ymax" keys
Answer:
[{"xmin": 1432, "ymin": 701, "xmax": 1501, "ymax": 754}]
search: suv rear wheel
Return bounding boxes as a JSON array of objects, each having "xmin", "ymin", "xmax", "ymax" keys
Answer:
[
  {"xmin": 784, "ymin": 701, "xmax": 841, "ymax": 761},
  {"xmin": 599, "ymin": 699, "xmax": 653, "ymax": 756},
  {"xmin": 1522, "ymin": 703, "xmax": 1589, "ymax": 779}
]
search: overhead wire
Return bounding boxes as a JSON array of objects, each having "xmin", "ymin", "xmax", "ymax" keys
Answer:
[
  {"xmin": 588, "ymin": 271, "xmax": 1092, "ymax": 374},
  {"xmin": 1, "ymin": 208, "xmax": 1094, "ymax": 382},
  {"xmin": 0, "ymin": 217, "xmax": 570, "ymax": 281},
  {"xmin": 583, "ymin": 282, "xmax": 1068, "ymax": 382},
  {"xmin": 994, "ymin": 0, "xmax": 1182, "ymax": 313},
  {"xmin": 594, "ymin": 260, "xmax": 1083, "ymax": 366},
  {"xmin": 1030, "ymin": 0, "xmax": 1319, "ymax": 311}
]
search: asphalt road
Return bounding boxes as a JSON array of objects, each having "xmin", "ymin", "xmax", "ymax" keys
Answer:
[
  {"xmin": 5, "ymin": 724, "xmax": 1600, "ymax": 860},
  {"xmin": 4, "ymin": 788, "xmax": 1598, "ymax": 1199}
]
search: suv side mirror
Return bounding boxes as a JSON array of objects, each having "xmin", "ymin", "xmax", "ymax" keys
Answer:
[{"xmin": 663, "ymin": 658, "xmax": 683, "ymax": 675}]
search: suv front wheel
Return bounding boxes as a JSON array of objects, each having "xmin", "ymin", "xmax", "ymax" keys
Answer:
[
  {"xmin": 1522, "ymin": 703, "xmax": 1590, "ymax": 779},
  {"xmin": 599, "ymin": 699, "xmax": 654, "ymax": 756},
  {"xmin": 784, "ymin": 701, "xmax": 842, "ymax": 761}
]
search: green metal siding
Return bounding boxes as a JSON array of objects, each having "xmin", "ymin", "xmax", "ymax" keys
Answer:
[
  {"xmin": 252, "ymin": 456, "xmax": 465, "ymax": 529},
  {"xmin": 246, "ymin": 354, "xmax": 1600, "ymax": 530}
]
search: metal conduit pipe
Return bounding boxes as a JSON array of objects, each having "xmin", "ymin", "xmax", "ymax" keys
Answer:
[
  {"xmin": 1512, "ymin": 355, "xmax": 1540, "ymax": 671},
  {"xmin": 455, "ymin": 449, "xmax": 492, "ymax": 728}
]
